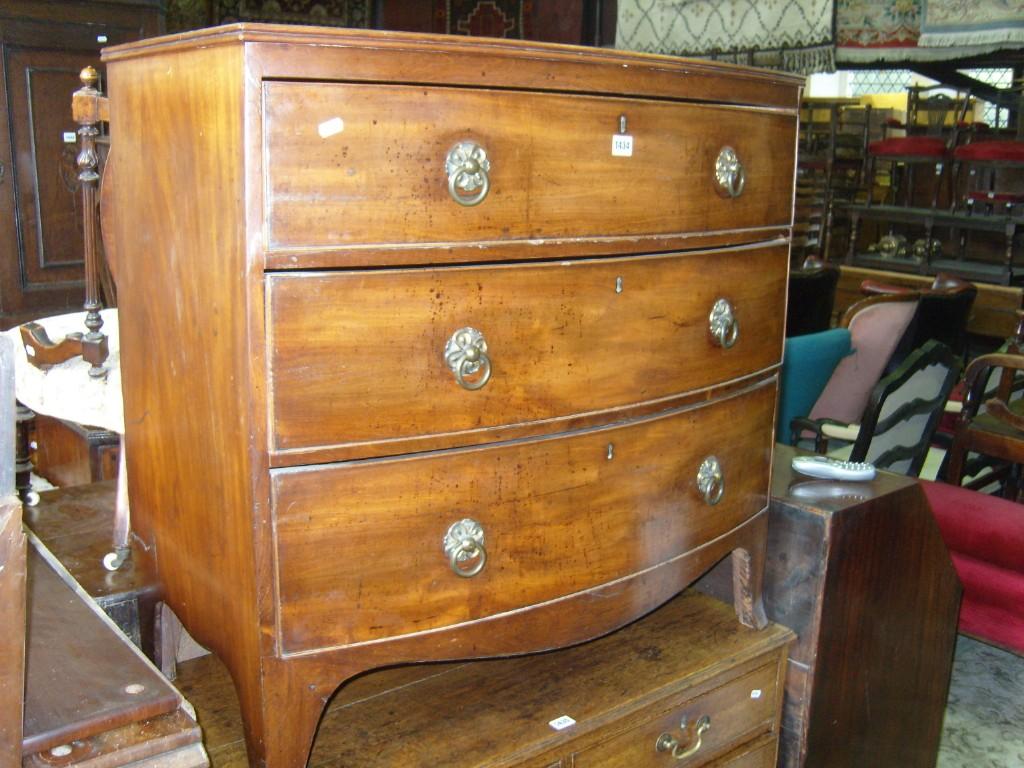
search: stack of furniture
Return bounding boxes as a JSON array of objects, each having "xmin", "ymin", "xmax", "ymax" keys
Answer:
[
  {"xmin": 100, "ymin": 25, "xmax": 801, "ymax": 766},
  {"xmin": 841, "ymin": 84, "xmax": 1024, "ymax": 285},
  {"xmin": 794, "ymin": 98, "xmax": 875, "ymax": 263}
]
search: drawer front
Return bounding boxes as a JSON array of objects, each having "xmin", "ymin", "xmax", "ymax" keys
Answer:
[
  {"xmin": 573, "ymin": 663, "xmax": 780, "ymax": 767},
  {"xmin": 267, "ymin": 244, "xmax": 786, "ymax": 454},
  {"xmin": 263, "ymin": 82, "xmax": 796, "ymax": 252},
  {"xmin": 272, "ymin": 381, "xmax": 775, "ymax": 652},
  {"xmin": 708, "ymin": 736, "xmax": 777, "ymax": 767}
]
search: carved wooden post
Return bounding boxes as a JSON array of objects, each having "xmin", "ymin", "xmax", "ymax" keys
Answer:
[{"xmin": 75, "ymin": 66, "xmax": 107, "ymax": 379}]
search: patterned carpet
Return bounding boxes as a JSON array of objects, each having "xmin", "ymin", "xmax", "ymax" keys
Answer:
[{"xmin": 939, "ymin": 636, "xmax": 1024, "ymax": 767}]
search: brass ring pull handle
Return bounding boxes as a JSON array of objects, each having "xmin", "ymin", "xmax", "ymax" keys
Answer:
[
  {"xmin": 443, "ymin": 518, "xmax": 487, "ymax": 578},
  {"xmin": 446, "ymin": 141, "xmax": 491, "ymax": 206},
  {"xmin": 444, "ymin": 327, "xmax": 492, "ymax": 390},
  {"xmin": 697, "ymin": 457, "xmax": 724, "ymax": 506},
  {"xmin": 656, "ymin": 716, "xmax": 711, "ymax": 761},
  {"xmin": 714, "ymin": 147, "xmax": 745, "ymax": 198},
  {"xmin": 708, "ymin": 298, "xmax": 739, "ymax": 349}
]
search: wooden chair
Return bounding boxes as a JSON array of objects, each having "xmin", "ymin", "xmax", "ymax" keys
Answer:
[
  {"xmin": 952, "ymin": 84, "xmax": 1024, "ymax": 216},
  {"xmin": 866, "ymin": 86, "xmax": 971, "ymax": 214},
  {"xmin": 944, "ymin": 351, "xmax": 1024, "ymax": 498},
  {"xmin": 860, "ymin": 271, "xmax": 978, "ymax": 363},
  {"xmin": 792, "ymin": 340, "xmax": 961, "ymax": 475},
  {"xmin": 797, "ymin": 102, "xmax": 874, "ymax": 262},
  {"xmin": 795, "ymin": 292, "xmax": 920, "ymax": 437}
]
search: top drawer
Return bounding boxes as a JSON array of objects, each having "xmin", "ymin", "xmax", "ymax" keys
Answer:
[{"xmin": 263, "ymin": 82, "xmax": 796, "ymax": 256}]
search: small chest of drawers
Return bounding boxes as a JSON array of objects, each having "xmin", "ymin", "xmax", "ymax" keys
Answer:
[
  {"xmin": 103, "ymin": 25, "xmax": 801, "ymax": 767},
  {"xmin": 252, "ymin": 592, "xmax": 794, "ymax": 767}
]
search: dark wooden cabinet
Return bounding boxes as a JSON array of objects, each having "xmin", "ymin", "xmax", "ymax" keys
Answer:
[
  {"xmin": 699, "ymin": 445, "xmax": 962, "ymax": 767},
  {"xmin": 0, "ymin": 0, "xmax": 162, "ymax": 328}
]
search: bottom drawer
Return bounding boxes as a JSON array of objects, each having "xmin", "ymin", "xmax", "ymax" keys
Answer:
[
  {"xmin": 712, "ymin": 735, "xmax": 778, "ymax": 767},
  {"xmin": 273, "ymin": 380, "xmax": 775, "ymax": 653},
  {"xmin": 572, "ymin": 663, "xmax": 780, "ymax": 767}
]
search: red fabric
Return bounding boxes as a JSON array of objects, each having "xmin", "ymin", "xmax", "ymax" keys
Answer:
[
  {"xmin": 921, "ymin": 480, "xmax": 1024, "ymax": 653},
  {"xmin": 967, "ymin": 191, "xmax": 1024, "ymax": 203},
  {"xmin": 922, "ymin": 480, "xmax": 1024, "ymax": 572},
  {"xmin": 869, "ymin": 136, "xmax": 947, "ymax": 158},
  {"xmin": 951, "ymin": 554, "xmax": 1024, "ymax": 654},
  {"xmin": 860, "ymin": 279, "xmax": 915, "ymax": 296},
  {"xmin": 954, "ymin": 140, "xmax": 1024, "ymax": 162}
]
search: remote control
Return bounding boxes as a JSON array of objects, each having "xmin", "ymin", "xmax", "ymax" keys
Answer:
[{"xmin": 791, "ymin": 455, "xmax": 876, "ymax": 482}]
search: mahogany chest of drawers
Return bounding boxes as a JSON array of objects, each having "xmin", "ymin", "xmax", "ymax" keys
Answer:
[{"xmin": 102, "ymin": 25, "xmax": 801, "ymax": 767}]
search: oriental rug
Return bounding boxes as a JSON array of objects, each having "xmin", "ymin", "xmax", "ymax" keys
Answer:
[
  {"xmin": 437, "ymin": 0, "xmax": 532, "ymax": 38},
  {"xmin": 615, "ymin": 0, "xmax": 836, "ymax": 74},
  {"xmin": 919, "ymin": 0, "xmax": 1024, "ymax": 48},
  {"xmin": 835, "ymin": 0, "xmax": 1014, "ymax": 64},
  {"xmin": 212, "ymin": 0, "xmax": 371, "ymax": 27}
]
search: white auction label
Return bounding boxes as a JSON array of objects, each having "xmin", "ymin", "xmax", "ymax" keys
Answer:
[
  {"xmin": 548, "ymin": 715, "xmax": 577, "ymax": 731},
  {"xmin": 317, "ymin": 117, "xmax": 345, "ymax": 139},
  {"xmin": 63, "ymin": 132, "xmax": 77, "ymax": 144},
  {"xmin": 611, "ymin": 134, "xmax": 634, "ymax": 157},
  {"xmin": 751, "ymin": 689, "xmax": 763, "ymax": 699}
]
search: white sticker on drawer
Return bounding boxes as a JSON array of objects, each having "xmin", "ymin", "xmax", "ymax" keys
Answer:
[
  {"xmin": 549, "ymin": 715, "xmax": 577, "ymax": 731},
  {"xmin": 611, "ymin": 134, "xmax": 634, "ymax": 157},
  {"xmin": 751, "ymin": 689, "xmax": 763, "ymax": 699},
  {"xmin": 317, "ymin": 117, "xmax": 345, "ymax": 139}
]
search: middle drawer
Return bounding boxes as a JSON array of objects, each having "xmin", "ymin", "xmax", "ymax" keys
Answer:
[
  {"xmin": 271, "ymin": 380, "xmax": 775, "ymax": 654},
  {"xmin": 267, "ymin": 243, "xmax": 786, "ymax": 458}
]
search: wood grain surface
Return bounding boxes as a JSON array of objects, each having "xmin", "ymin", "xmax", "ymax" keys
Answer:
[
  {"xmin": 272, "ymin": 380, "xmax": 775, "ymax": 652},
  {"xmin": 699, "ymin": 445, "xmax": 961, "ymax": 768},
  {"xmin": 102, "ymin": 26, "xmax": 800, "ymax": 767},
  {"xmin": 0, "ymin": 500, "xmax": 25, "ymax": 768},
  {"xmin": 174, "ymin": 591, "xmax": 791, "ymax": 768},
  {"xmin": 268, "ymin": 244, "xmax": 786, "ymax": 456},
  {"xmin": 22, "ymin": 543, "xmax": 179, "ymax": 755},
  {"xmin": 104, "ymin": 41, "xmax": 275, "ymax": 762},
  {"xmin": 264, "ymin": 82, "xmax": 796, "ymax": 253},
  {"xmin": 104, "ymin": 24, "xmax": 804, "ymax": 109}
]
